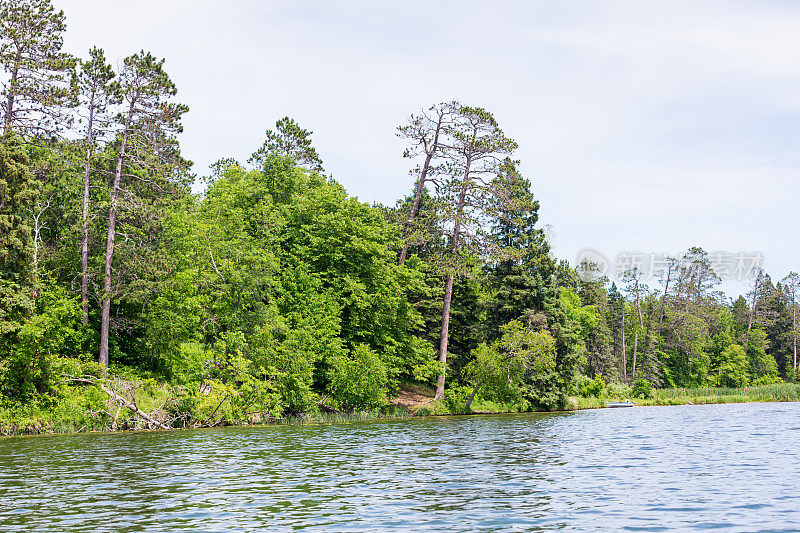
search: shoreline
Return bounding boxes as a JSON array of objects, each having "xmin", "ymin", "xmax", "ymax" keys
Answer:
[{"xmin": 3, "ymin": 385, "xmax": 799, "ymax": 438}]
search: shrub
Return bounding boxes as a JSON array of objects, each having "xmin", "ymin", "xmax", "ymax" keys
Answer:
[
  {"xmin": 579, "ymin": 375, "xmax": 605, "ymax": 398},
  {"xmin": 327, "ymin": 344, "xmax": 389, "ymax": 411},
  {"xmin": 443, "ymin": 385, "xmax": 472, "ymax": 414},
  {"xmin": 631, "ymin": 377, "xmax": 653, "ymax": 399}
]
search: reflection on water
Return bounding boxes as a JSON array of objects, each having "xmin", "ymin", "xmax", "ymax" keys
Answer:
[{"xmin": 1, "ymin": 402, "xmax": 799, "ymax": 531}]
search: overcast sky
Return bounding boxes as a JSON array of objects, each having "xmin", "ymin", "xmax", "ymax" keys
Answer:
[{"xmin": 56, "ymin": 0, "xmax": 800, "ymax": 296}]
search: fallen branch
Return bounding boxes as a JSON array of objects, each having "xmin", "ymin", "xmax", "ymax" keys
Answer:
[
  {"xmin": 316, "ymin": 400, "xmax": 340, "ymax": 413},
  {"xmin": 200, "ymin": 393, "xmax": 229, "ymax": 427},
  {"xmin": 98, "ymin": 383, "xmax": 171, "ymax": 430},
  {"xmin": 64, "ymin": 376, "xmax": 170, "ymax": 430}
]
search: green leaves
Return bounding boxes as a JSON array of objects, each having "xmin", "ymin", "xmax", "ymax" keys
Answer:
[{"xmin": 327, "ymin": 344, "xmax": 389, "ymax": 411}]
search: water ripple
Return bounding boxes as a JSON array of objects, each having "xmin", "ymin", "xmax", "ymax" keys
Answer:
[{"xmin": 1, "ymin": 402, "xmax": 799, "ymax": 531}]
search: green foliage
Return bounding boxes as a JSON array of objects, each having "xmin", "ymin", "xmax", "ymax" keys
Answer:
[
  {"xmin": 462, "ymin": 320, "xmax": 559, "ymax": 411},
  {"xmin": 0, "ymin": 1, "xmax": 796, "ymax": 430},
  {"xmin": 443, "ymin": 385, "xmax": 472, "ymax": 414},
  {"xmin": 249, "ymin": 116, "xmax": 323, "ymax": 172},
  {"xmin": 327, "ymin": 344, "xmax": 389, "ymax": 411},
  {"xmin": 0, "ymin": 0, "xmax": 76, "ymax": 136},
  {"xmin": 631, "ymin": 377, "xmax": 653, "ymax": 399},
  {"xmin": 746, "ymin": 328, "xmax": 779, "ymax": 381},
  {"xmin": 716, "ymin": 344, "xmax": 749, "ymax": 387},
  {"xmin": 579, "ymin": 375, "xmax": 605, "ymax": 398},
  {"xmin": 1, "ymin": 284, "xmax": 87, "ymax": 402},
  {"xmin": 0, "ymin": 135, "xmax": 35, "ymax": 354}
]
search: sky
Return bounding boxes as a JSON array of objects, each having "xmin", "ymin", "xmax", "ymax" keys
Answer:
[{"xmin": 55, "ymin": 0, "xmax": 800, "ymax": 296}]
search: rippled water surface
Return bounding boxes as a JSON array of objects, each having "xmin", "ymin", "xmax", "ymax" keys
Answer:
[{"xmin": 2, "ymin": 402, "xmax": 800, "ymax": 531}]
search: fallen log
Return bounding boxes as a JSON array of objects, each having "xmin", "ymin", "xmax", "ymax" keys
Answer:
[
  {"xmin": 64, "ymin": 376, "xmax": 170, "ymax": 430},
  {"xmin": 97, "ymin": 383, "xmax": 171, "ymax": 430}
]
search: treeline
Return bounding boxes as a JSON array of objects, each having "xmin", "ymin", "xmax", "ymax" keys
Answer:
[{"xmin": 0, "ymin": 0, "xmax": 798, "ymax": 423}]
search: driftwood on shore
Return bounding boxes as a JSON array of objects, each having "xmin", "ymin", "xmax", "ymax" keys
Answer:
[{"xmin": 65, "ymin": 377, "xmax": 171, "ymax": 430}]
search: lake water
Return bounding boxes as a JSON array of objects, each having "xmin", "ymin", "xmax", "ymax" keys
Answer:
[{"xmin": 1, "ymin": 402, "xmax": 799, "ymax": 531}]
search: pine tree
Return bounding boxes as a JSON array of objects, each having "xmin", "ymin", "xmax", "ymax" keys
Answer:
[
  {"xmin": 98, "ymin": 51, "xmax": 190, "ymax": 367},
  {"xmin": 76, "ymin": 46, "xmax": 116, "ymax": 324},
  {"xmin": 249, "ymin": 117, "xmax": 323, "ymax": 173},
  {"xmin": 433, "ymin": 105, "xmax": 517, "ymax": 399},
  {"xmin": 486, "ymin": 159, "xmax": 555, "ymax": 338},
  {"xmin": 0, "ymin": 133, "xmax": 34, "ymax": 352},
  {"xmin": 0, "ymin": 0, "xmax": 76, "ymax": 136},
  {"xmin": 396, "ymin": 102, "xmax": 455, "ymax": 265}
]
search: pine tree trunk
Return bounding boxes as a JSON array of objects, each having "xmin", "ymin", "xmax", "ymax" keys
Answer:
[
  {"xmin": 399, "ymin": 163, "xmax": 430, "ymax": 266},
  {"xmin": 434, "ymin": 159, "xmax": 470, "ymax": 400},
  {"xmin": 81, "ymin": 97, "xmax": 96, "ymax": 325},
  {"xmin": 659, "ymin": 265, "xmax": 671, "ymax": 326},
  {"xmin": 632, "ymin": 332, "xmax": 638, "ymax": 381},
  {"xmin": 99, "ymin": 104, "xmax": 133, "ymax": 367},
  {"xmin": 746, "ymin": 271, "xmax": 760, "ymax": 346},
  {"xmin": 435, "ymin": 271, "xmax": 455, "ymax": 399},
  {"xmin": 621, "ymin": 306, "xmax": 627, "ymax": 383},
  {"xmin": 399, "ymin": 119, "xmax": 442, "ymax": 266},
  {"xmin": 793, "ymin": 296, "xmax": 797, "ymax": 372}
]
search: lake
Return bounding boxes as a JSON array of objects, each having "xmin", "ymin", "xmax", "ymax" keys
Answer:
[{"xmin": 1, "ymin": 402, "xmax": 799, "ymax": 531}]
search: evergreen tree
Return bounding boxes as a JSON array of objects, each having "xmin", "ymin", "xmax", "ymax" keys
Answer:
[
  {"xmin": 0, "ymin": 0, "xmax": 76, "ymax": 136},
  {"xmin": 432, "ymin": 105, "xmax": 517, "ymax": 399},
  {"xmin": 76, "ymin": 46, "xmax": 116, "ymax": 324},
  {"xmin": 98, "ymin": 51, "xmax": 190, "ymax": 367},
  {"xmin": 249, "ymin": 117, "xmax": 323, "ymax": 173},
  {"xmin": 0, "ymin": 134, "xmax": 34, "ymax": 354},
  {"xmin": 486, "ymin": 159, "xmax": 556, "ymax": 338}
]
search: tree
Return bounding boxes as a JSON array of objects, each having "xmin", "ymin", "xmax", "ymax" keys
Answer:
[
  {"xmin": 745, "ymin": 268, "xmax": 764, "ymax": 345},
  {"xmin": 396, "ymin": 102, "xmax": 454, "ymax": 265},
  {"xmin": 433, "ymin": 105, "xmax": 517, "ymax": 400},
  {"xmin": 658, "ymin": 256, "xmax": 678, "ymax": 326},
  {"xmin": 98, "ymin": 51, "xmax": 189, "ymax": 367},
  {"xmin": 745, "ymin": 328, "xmax": 778, "ymax": 383},
  {"xmin": 0, "ymin": 0, "xmax": 76, "ymax": 136},
  {"xmin": 486, "ymin": 159, "xmax": 556, "ymax": 338},
  {"xmin": 717, "ymin": 344, "xmax": 748, "ymax": 387},
  {"xmin": 462, "ymin": 319, "xmax": 557, "ymax": 411},
  {"xmin": 782, "ymin": 272, "xmax": 799, "ymax": 373},
  {"xmin": 0, "ymin": 134, "xmax": 34, "ymax": 355},
  {"xmin": 76, "ymin": 46, "xmax": 116, "ymax": 324},
  {"xmin": 622, "ymin": 267, "xmax": 647, "ymax": 381},
  {"xmin": 249, "ymin": 116, "xmax": 323, "ymax": 173}
]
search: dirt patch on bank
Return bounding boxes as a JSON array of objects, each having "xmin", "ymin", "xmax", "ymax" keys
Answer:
[{"xmin": 391, "ymin": 383, "xmax": 435, "ymax": 413}]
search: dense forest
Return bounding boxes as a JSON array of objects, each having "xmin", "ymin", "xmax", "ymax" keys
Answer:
[{"xmin": 1, "ymin": 0, "xmax": 798, "ymax": 428}]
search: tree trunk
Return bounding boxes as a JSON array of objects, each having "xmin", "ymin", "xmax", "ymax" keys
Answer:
[
  {"xmin": 792, "ymin": 291, "xmax": 797, "ymax": 372},
  {"xmin": 465, "ymin": 384, "xmax": 480, "ymax": 411},
  {"xmin": 745, "ymin": 270, "xmax": 761, "ymax": 346},
  {"xmin": 398, "ymin": 166, "xmax": 429, "ymax": 266},
  {"xmin": 659, "ymin": 265, "xmax": 671, "ymax": 326},
  {"xmin": 81, "ymin": 95, "xmax": 96, "ymax": 325},
  {"xmin": 435, "ymin": 272, "xmax": 455, "ymax": 400},
  {"xmin": 621, "ymin": 305, "xmax": 627, "ymax": 383},
  {"xmin": 99, "ymin": 103, "xmax": 133, "ymax": 367},
  {"xmin": 632, "ymin": 332, "xmax": 638, "ymax": 381},
  {"xmin": 399, "ymin": 118, "xmax": 442, "ymax": 266},
  {"xmin": 434, "ymin": 159, "xmax": 471, "ymax": 400}
]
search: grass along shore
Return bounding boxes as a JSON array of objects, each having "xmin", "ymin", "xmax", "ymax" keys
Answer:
[
  {"xmin": 569, "ymin": 383, "xmax": 800, "ymax": 409},
  {"xmin": 2, "ymin": 381, "xmax": 799, "ymax": 437}
]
